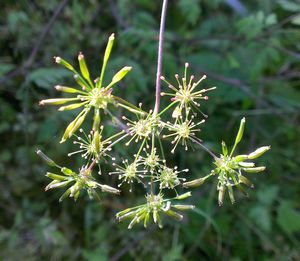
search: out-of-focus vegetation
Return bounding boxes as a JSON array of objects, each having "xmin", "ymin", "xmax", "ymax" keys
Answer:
[{"xmin": 0, "ymin": 0, "xmax": 299, "ymax": 260}]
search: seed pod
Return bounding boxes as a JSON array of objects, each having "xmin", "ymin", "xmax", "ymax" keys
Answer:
[
  {"xmin": 93, "ymin": 109, "xmax": 101, "ymax": 130},
  {"xmin": 238, "ymin": 162, "xmax": 255, "ymax": 168},
  {"xmin": 234, "ymin": 155, "xmax": 248, "ymax": 162},
  {"xmin": 36, "ymin": 149, "xmax": 59, "ymax": 167},
  {"xmin": 128, "ymin": 215, "xmax": 139, "ymax": 229},
  {"xmin": 222, "ymin": 141, "xmax": 228, "ymax": 156},
  {"xmin": 243, "ymin": 166, "xmax": 266, "ymax": 173},
  {"xmin": 228, "ymin": 186, "xmax": 235, "ymax": 204},
  {"xmin": 39, "ymin": 98, "xmax": 78, "ymax": 106},
  {"xmin": 172, "ymin": 204, "xmax": 195, "ymax": 210},
  {"xmin": 153, "ymin": 208, "xmax": 158, "ymax": 223},
  {"xmin": 218, "ymin": 185, "xmax": 225, "ymax": 206},
  {"xmin": 74, "ymin": 74, "xmax": 89, "ymax": 90},
  {"xmin": 235, "ymin": 117, "xmax": 246, "ymax": 145},
  {"xmin": 46, "ymin": 180, "xmax": 72, "ymax": 190},
  {"xmin": 183, "ymin": 175, "xmax": 210, "ymax": 188},
  {"xmin": 165, "ymin": 210, "xmax": 183, "ymax": 221},
  {"xmin": 58, "ymin": 101, "xmax": 87, "ymax": 111},
  {"xmin": 68, "ymin": 111, "xmax": 88, "ymax": 138},
  {"xmin": 59, "ymin": 188, "xmax": 71, "ymax": 202},
  {"xmin": 55, "ymin": 85, "xmax": 84, "ymax": 94},
  {"xmin": 78, "ymin": 52, "xmax": 90, "ymax": 81},
  {"xmin": 239, "ymin": 175, "xmax": 254, "ymax": 188},
  {"xmin": 116, "ymin": 208, "xmax": 132, "ymax": 218},
  {"xmin": 103, "ymin": 34, "xmax": 115, "ymax": 68},
  {"xmin": 54, "ymin": 57, "xmax": 75, "ymax": 71},
  {"xmin": 117, "ymin": 210, "xmax": 137, "ymax": 222},
  {"xmin": 99, "ymin": 184, "xmax": 120, "ymax": 194},
  {"xmin": 144, "ymin": 211, "xmax": 150, "ymax": 228},
  {"xmin": 248, "ymin": 146, "xmax": 271, "ymax": 159},
  {"xmin": 175, "ymin": 191, "xmax": 192, "ymax": 200},
  {"xmin": 46, "ymin": 172, "xmax": 67, "ymax": 181},
  {"xmin": 61, "ymin": 167, "xmax": 73, "ymax": 175},
  {"xmin": 107, "ymin": 66, "xmax": 132, "ymax": 88},
  {"xmin": 93, "ymin": 130, "xmax": 101, "ymax": 153}
]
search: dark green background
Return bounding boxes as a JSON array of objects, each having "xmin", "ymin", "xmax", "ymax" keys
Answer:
[{"xmin": 1, "ymin": 0, "xmax": 299, "ymax": 260}]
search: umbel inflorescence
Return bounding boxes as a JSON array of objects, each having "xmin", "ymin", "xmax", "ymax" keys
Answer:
[{"xmin": 37, "ymin": 6, "xmax": 270, "ymax": 229}]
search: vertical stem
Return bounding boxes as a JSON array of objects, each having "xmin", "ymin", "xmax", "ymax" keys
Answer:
[{"xmin": 153, "ymin": 0, "xmax": 168, "ymax": 116}]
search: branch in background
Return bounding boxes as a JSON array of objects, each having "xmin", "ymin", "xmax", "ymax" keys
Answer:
[{"xmin": 0, "ymin": 0, "xmax": 70, "ymax": 85}]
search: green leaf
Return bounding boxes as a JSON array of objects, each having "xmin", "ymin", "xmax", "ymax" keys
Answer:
[
  {"xmin": 178, "ymin": 0, "xmax": 201, "ymax": 26},
  {"xmin": 277, "ymin": 200, "xmax": 300, "ymax": 235}
]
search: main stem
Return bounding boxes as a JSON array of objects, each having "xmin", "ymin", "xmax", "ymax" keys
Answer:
[{"xmin": 153, "ymin": 0, "xmax": 168, "ymax": 116}]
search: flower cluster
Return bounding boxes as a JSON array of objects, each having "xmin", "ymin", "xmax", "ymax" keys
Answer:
[
  {"xmin": 184, "ymin": 118, "xmax": 270, "ymax": 206},
  {"xmin": 116, "ymin": 192, "xmax": 194, "ymax": 229},
  {"xmin": 37, "ymin": 32, "xmax": 270, "ymax": 230}
]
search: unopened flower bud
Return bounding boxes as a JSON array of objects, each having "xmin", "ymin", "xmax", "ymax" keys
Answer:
[
  {"xmin": 175, "ymin": 191, "xmax": 192, "ymax": 200},
  {"xmin": 248, "ymin": 146, "xmax": 270, "ymax": 159}
]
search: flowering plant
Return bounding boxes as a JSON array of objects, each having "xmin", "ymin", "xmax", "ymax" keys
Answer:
[{"xmin": 37, "ymin": 0, "xmax": 270, "ymax": 229}]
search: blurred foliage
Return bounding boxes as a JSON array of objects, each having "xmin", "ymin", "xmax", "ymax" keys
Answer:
[{"xmin": 0, "ymin": 0, "xmax": 299, "ymax": 260}]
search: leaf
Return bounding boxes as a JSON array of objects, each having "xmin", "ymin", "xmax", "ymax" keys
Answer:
[
  {"xmin": 26, "ymin": 68, "xmax": 71, "ymax": 89},
  {"xmin": 178, "ymin": 0, "xmax": 201, "ymax": 26},
  {"xmin": 277, "ymin": 0, "xmax": 300, "ymax": 12},
  {"xmin": 291, "ymin": 14, "xmax": 300, "ymax": 25},
  {"xmin": 277, "ymin": 200, "xmax": 300, "ymax": 235},
  {"xmin": 249, "ymin": 205, "xmax": 271, "ymax": 232}
]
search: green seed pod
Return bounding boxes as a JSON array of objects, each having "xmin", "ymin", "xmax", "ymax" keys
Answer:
[
  {"xmin": 248, "ymin": 146, "xmax": 271, "ymax": 159},
  {"xmin": 117, "ymin": 210, "xmax": 138, "ymax": 222},
  {"xmin": 239, "ymin": 175, "xmax": 254, "ymax": 188},
  {"xmin": 183, "ymin": 175, "xmax": 211, "ymax": 188},
  {"xmin": 99, "ymin": 184, "xmax": 120, "ymax": 194},
  {"xmin": 74, "ymin": 74, "xmax": 89, "ymax": 90},
  {"xmin": 78, "ymin": 52, "xmax": 90, "ymax": 81},
  {"xmin": 172, "ymin": 204, "xmax": 195, "ymax": 210},
  {"xmin": 68, "ymin": 111, "xmax": 88, "ymax": 138},
  {"xmin": 59, "ymin": 188, "xmax": 71, "ymax": 202},
  {"xmin": 55, "ymin": 85, "xmax": 84, "ymax": 94},
  {"xmin": 46, "ymin": 172, "xmax": 67, "ymax": 181},
  {"xmin": 116, "ymin": 208, "xmax": 132, "ymax": 218},
  {"xmin": 36, "ymin": 149, "xmax": 59, "ymax": 167},
  {"xmin": 144, "ymin": 211, "xmax": 150, "ymax": 228},
  {"xmin": 238, "ymin": 162, "xmax": 255, "ymax": 168},
  {"xmin": 61, "ymin": 167, "xmax": 73, "ymax": 175},
  {"xmin": 58, "ymin": 102, "xmax": 87, "ymax": 111},
  {"xmin": 39, "ymin": 98, "xmax": 78, "ymax": 106},
  {"xmin": 128, "ymin": 215, "xmax": 139, "ymax": 229},
  {"xmin": 235, "ymin": 117, "xmax": 246, "ymax": 145},
  {"xmin": 93, "ymin": 130, "xmax": 101, "ymax": 153},
  {"xmin": 218, "ymin": 185, "xmax": 225, "ymax": 206},
  {"xmin": 47, "ymin": 180, "xmax": 72, "ymax": 190},
  {"xmin": 93, "ymin": 109, "xmax": 101, "ymax": 130},
  {"xmin": 243, "ymin": 166, "xmax": 266, "ymax": 173},
  {"xmin": 234, "ymin": 155, "xmax": 248, "ymax": 162},
  {"xmin": 153, "ymin": 208, "xmax": 159, "ymax": 223},
  {"xmin": 55, "ymin": 57, "xmax": 75, "ymax": 71},
  {"xmin": 175, "ymin": 191, "xmax": 192, "ymax": 200},
  {"xmin": 107, "ymin": 66, "xmax": 132, "ymax": 89},
  {"xmin": 228, "ymin": 186, "xmax": 235, "ymax": 204},
  {"xmin": 45, "ymin": 180, "xmax": 60, "ymax": 191},
  {"xmin": 165, "ymin": 210, "xmax": 183, "ymax": 221},
  {"xmin": 221, "ymin": 141, "xmax": 228, "ymax": 156}
]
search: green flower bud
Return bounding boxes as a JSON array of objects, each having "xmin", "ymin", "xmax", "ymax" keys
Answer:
[
  {"xmin": 46, "ymin": 180, "xmax": 72, "ymax": 190},
  {"xmin": 238, "ymin": 175, "xmax": 254, "ymax": 188},
  {"xmin": 218, "ymin": 185, "xmax": 225, "ymax": 206},
  {"xmin": 248, "ymin": 146, "xmax": 271, "ymax": 159},
  {"xmin": 144, "ymin": 211, "xmax": 150, "ymax": 228},
  {"xmin": 58, "ymin": 101, "xmax": 87, "ymax": 111},
  {"xmin": 59, "ymin": 188, "xmax": 71, "ymax": 202}
]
